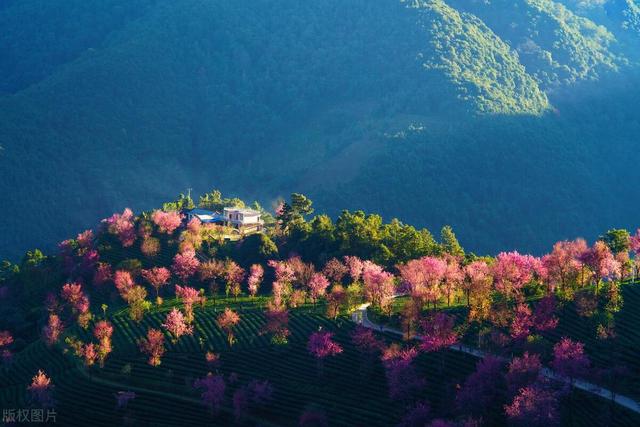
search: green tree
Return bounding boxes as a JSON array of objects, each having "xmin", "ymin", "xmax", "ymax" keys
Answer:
[
  {"xmin": 600, "ymin": 229, "xmax": 631, "ymax": 254},
  {"xmin": 440, "ymin": 225, "xmax": 464, "ymax": 258}
]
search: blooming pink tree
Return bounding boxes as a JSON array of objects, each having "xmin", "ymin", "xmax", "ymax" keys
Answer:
[
  {"xmin": 93, "ymin": 262, "xmax": 113, "ymax": 286},
  {"xmin": 247, "ymin": 264, "xmax": 264, "ymax": 297},
  {"xmin": 141, "ymin": 267, "xmax": 171, "ymax": 299},
  {"xmin": 139, "ymin": 328, "xmax": 166, "ymax": 366},
  {"xmin": 103, "ymin": 208, "xmax": 136, "ymax": 247},
  {"xmin": 28, "ymin": 370, "xmax": 54, "ymax": 408},
  {"xmin": 456, "ymin": 356, "xmax": 505, "ymax": 421},
  {"xmin": 343, "ymin": 256, "xmax": 364, "ymax": 283},
  {"xmin": 443, "ymin": 256, "xmax": 463, "ymax": 307},
  {"xmin": 308, "ymin": 273, "xmax": 330, "ymax": 306},
  {"xmin": 323, "ymin": 258, "xmax": 348, "ymax": 283},
  {"xmin": 217, "ymin": 308, "xmax": 240, "ymax": 346},
  {"xmin": 351, "ymin": 326, "xmax": 381, "ymax": 375},
  {"xmin": 581, "ymin": 241, "xmax": 621, "ymax": 295},
  {"xmin": 422, "ymin": 257, "xmax": 448, "ymax": 308},
  {"xmin": 43, "ymin": 314, "xmax": 64, "ymax": 347},
  {"xmin": 151, "ymin": 210, "xmax": 182, "ymax": 234},
  {"xmin": 504, "ymin": 385, "xmax": 559, "ymax": 427},
  {"xmin": 307, "ymin": 331, "xmax": 343, "ymax": 376},
  {"xmin": 542, "ymin": 239, "xmax": 587, "ymax": 292},
  {"xmin": 194, "ymin": 373, "xmax": 226, "ymax": 415},
  {"xmin": 263, "ymin": 307, "xmax": 291, "ymax": 344},
  {"xmin": 510, "ymin": 304, "xmax": 534, "ymax": 341},
  {"xmin": 420, "ymin": 312, "xmax": 459, "ymax": 352},
  {"xmin": 93, "ymin": 320, "xmax": 114, "ymax": 367},
  {"xmin": 114, "ymin": 270, "xmax": 135, "ymax": 296},
  {"xmin": 533, "ymin": 295, "xmax": 559, "ymax": 331},
  {"xmin": 506, "ymin": 352, "xmax": 542, "ymax": 397},
  {"xmin": 162, "ymin": 308, "xmax": 193, "ymax": 342},
  {"xmin": 552, "ymin": 338, "xmax": 590, "ymax": 387},
  {"xmin": 268, "ymin": 259, "xmax": 296, "ymax": 284},
  {"xmin": 362, "ymin": 262, "xmax": 395, "ymax": 311},
  {"xmin": 172, "ymin": 249, "xmax": 200, "ymax": 282},
  {"xmin": 60, "ymin": 283, "xmax": 91, "ymax": 328},
  {"xmin": 493, "ymin": 252, "xmax": 536, "ymax": 299},
  {"xmin": 175, "ymin": 285, "xmax": 201, "ymax": 323},
  {"xmin": 224, "ymin": 260, "xmax": 245, "ymax": 301},
  {"xmin": 381, "ymin": 345, "xmax": 424, "ymax": 402},
  {"xmin": 463, "ymin": 260, "xmax": 492, "ymax": 318}
]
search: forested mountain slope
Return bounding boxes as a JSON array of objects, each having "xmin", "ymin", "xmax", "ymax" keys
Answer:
[{"xmin": 1, "ymin": 0, "xmax": 639, "ymax": 260}]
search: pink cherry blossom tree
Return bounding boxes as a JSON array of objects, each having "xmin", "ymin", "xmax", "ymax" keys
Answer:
[
  {"xmin": 247, "ymin": 264, "xmax": 264, "ymax": 297},
  {"xmin": 139, "ymin": 328, "xmax": 166, "ymax": 366},
  {"xmin": 420, "ymin": 312, "xmax": 459, "ymax": 352},
  {"xmin": 308, "ymin": 273, "xmax": 330, "ymax": 307},
  {"xmin": 504, "ymin": 384, "xmax": 559, "ymax": 427},
  {"xmin": 43, "ymin": 314, "xmax": 64, "ymax": 346},
  {"xmin": 93, "ymin": 320, "xmax": 114, "ymax": 367},
  {"xmin": 172, "ymin": 249, "xmax": 200, "ymax": 282},
  {"xmin": 542, "ymin": 239, "xmax": 587, "ymax": 292},
  {"xmin": 581, "ymin": 241, "xmax": 621, "ymax": 295},
  {"xmin": 362, "ymin": 262, "xmax": 395, "ymax": 311},
  {"xmin": 175, "ymin": 285, "xmax": 201, "ymax": 323},
  {"xmin": 28, "ymin": 370, "xmax": 54, "ymax": 408},
  {"xmin": 113, "ymin": 270, "xmax": 135, "ymax": 296},
  {"xmin": 493, "ymin": 252, "xmax": 536, "ymax": 300},
  {"xmin": 443, "ymin": 256, "xmax": 463, "ymax": 307},
  {"xmin": 343, "ymin": 256, "xmax": 364, "ymax": 283},
  {"xmin": 533, "ymin": 295, "xmax": 559, "ymax": 331},
  {"xmin": 456, "ymin": 356, "xmax": 505, "ymax": 421},
  {"xmin": 552, "ymin": 338, "xmax": 590, "ymax": 388},
  {"xmin": 151, "ymin": 210, "xmax": 182, "ymax": 234},
  {"xmin": 381, "ymin": 345, "xmax": 424, "ymax": 402},
  {"xmin": 263, "ymin": 307, "xmax": 290, "ymax": 345},
  {"xmin": 506, "ymin": 352, "xmax": 542, "ymax": 397},
  {"xmin": 102, "ymin": 208, "xmax": 136, "ymax": 247},
  {"xmin": 308, "ymin": 331, "xmax": 343, "ymax": 376},
  {"xmin": 162, "ymin": 308, "xmax": 193, "ymax": 342},
  {"xmin": 323, "ymin": 258, "xmax": 348, "ymax": 284},
  {"xmin": 193, "ymin": 373, "xmax": 226, "ymax": 415},
  {"xmin": 60, "ymin": 283, "xmax": 91, "ymax": 328},
  {"xmin": 510, "ymin": 304, "xmax": 534, "ymax": 341},
  {"xmin": 217, "ymin": 308, "xmax": 240, "ymax": 346},
  {"xmin": 141, "ymin": 267, "xmax": 171, "ymax": 299},
  {"xmin": 93, "ymin": 262, "xmax": 113, "ymax": 286},
  {"xmin": 224, "ymin": 260, "xmax": 245, "ymax": 301}
]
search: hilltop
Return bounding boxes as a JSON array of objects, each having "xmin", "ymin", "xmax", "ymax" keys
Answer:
[{"xmin": 1, "ymin": 192, "xmax": 640, "ymax": 425}]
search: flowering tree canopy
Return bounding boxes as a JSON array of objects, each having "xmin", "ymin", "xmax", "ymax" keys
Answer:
[
  {"xmin": 172, "ymin": 250, "xmax": 200, "ymax": 281},
  {"xmin": 103, "ymin": 208, "xmax": 136, "ymax": 247},
  {"xmin": 151, "ymin": 210, "xmax": 182, "ymax": 234},
  {"xmin": 194, "ymin": 373, "xmax": 226, "ymax": 415},
  {"xmin": 551, "ymin": 338, "xmax": 589, "ymax": 383},
  {"xmin": 162, "ymin": 308, "xmax": 193, "ymax": 341},
  {"xmin": 139, "ymin": 328, "xmax": 165, "ymax": 366}
]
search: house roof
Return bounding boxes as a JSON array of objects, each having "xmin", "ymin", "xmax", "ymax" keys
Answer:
[
  {"xmin": 223, "ymin": 207, "xmax": 261, "ymax": 216},
  {"xmin": 186, "ymin": 208, "xmax": 224, "ymax": 223}
]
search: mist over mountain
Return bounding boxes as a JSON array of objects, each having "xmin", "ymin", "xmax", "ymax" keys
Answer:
[{"xmin": 1, "ymin": 0, "xmax": 639, "ymax": 260}]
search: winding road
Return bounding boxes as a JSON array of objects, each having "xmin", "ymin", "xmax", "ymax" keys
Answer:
[{"xmin": 351, "ymin": 302, "xmax": 640, "ymax": 414}]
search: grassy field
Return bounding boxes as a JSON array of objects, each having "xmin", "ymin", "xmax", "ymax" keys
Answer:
[{"xmin": 2, "ymin": 296, "xmax": 640, "ymax": 426}]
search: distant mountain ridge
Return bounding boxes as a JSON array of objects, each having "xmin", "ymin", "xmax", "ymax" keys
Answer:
[{"xmin": 1, "ymin": 0, "xmax": 639, "ymax": 260}]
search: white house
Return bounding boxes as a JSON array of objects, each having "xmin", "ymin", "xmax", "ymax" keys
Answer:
[{"xmin": 223, "ymin": 207, "xmax": 264, "ymax": 233}]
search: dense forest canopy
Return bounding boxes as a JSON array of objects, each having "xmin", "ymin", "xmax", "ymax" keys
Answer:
[{"xmin": 1, "ymin": 0, "xmax": 639, "ymax": 260}]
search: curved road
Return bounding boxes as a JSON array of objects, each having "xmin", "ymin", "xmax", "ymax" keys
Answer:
[{"xmin": 352, "ymin": 302, "xmax": 640, "ymax": 414}]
